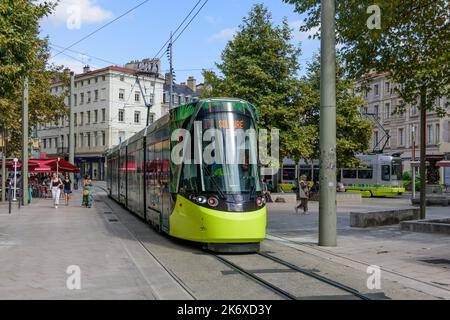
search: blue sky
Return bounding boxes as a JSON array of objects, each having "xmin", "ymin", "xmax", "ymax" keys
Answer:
[{"xmin": 40, "ymin": 0, "xmax": 320, "ymax": 83}]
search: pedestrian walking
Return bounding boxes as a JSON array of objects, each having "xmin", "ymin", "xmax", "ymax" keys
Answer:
[
  {"xmin": 295, "ymin": 175, "xmax": 310, "ymax": 214},
  {"xmin": 50, "ymin": 173, "xmax": 63, "ymax": 209},
  {"xmin": 261, "ymin": 178, "xmax": 273, "ymax": 203},
  {"xmin": 82, "ymin": 175, "xmax": 94, "ymax": 208},
  {"xmin": 63, "ymin": 175, "xmax": 72, "ymax": 206}
]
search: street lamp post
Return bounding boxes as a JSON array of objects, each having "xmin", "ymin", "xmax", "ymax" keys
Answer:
[{"xmin": 13, "ymin": 157, "xmax": 18, "ymax": 201}]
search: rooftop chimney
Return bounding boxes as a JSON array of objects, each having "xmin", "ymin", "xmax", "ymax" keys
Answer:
[
  {"xmin": 187, "ymin": 76, "xmax": 196, "ymax": 92},
  {"xmin": 63, "ymin": 68, "xmax": 70, "ymax": 76},
  {"xmin": 165, "ymin": 72, "xmax": 173, "ymax": 85},
  {"xmin": 83, "ymin": 65, "xmax": 91, "ymax": 73}
]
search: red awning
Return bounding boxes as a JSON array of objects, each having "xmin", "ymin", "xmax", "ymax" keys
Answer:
[
  {"xmin": 0, "ymin": 159, "xmax": 79, "ymax": 173},
  {"xmin": 437, "ymin": 161, "xmax": 450, "ymax": 168}
]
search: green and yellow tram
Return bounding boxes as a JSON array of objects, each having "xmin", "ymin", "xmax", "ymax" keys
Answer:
[{"xmin": 106, "ymin": 98, "xmax": 266, "ymax": 252}]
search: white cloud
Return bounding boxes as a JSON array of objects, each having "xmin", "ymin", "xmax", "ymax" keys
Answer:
[
  {"xmin": 42, "ymin": 0, "xmax": 113, "ymax": 26},
  {"xmin": 208, "ymin": 28, "xmax": 238, "ymax": 43},
  {"xmin": 290, "ymin": 21, "xmax": 320, "ymax": 42}
]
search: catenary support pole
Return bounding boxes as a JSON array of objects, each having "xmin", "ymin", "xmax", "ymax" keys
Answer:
[
  {"xmin": 169, "ymin": 31, "xmax": 174, "ymax": 110},
  {"xmin": 420, "ymin": 92, "xmax": 427, "ymax": 219},
  {"xmin": 1, "ymin": 152, "xmax": 6, "ymax": 202},
  {"xmin": 69, "ymin": 71, "xmax": 75, "ymax": 187},
  {"xmin": 319, "ymin": 0, "xmax": 337, "ymax": 247},
  {"xmin": 22, "ymin": 76, "xmax": 29, "ymax": 206}
]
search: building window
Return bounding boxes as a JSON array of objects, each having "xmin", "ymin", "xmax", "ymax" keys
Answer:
[
  {"xmin": 95, "ymin": 77, "xmax": 98, "ymax": 83},
  {"xmin": 120, "ymin": 76, "xmax": 124, "ymax": 82},
  {"xmin": 385, "ymin": 82, "xmax": 390, "ymax": 95},
  {"xmin": 74, "ymin": 94, "xmax": 77, "ymax": 106},
  {"xmin": 385, "ymin": 103, "xmax": 390, "ymax": 119},
  {"xmin": 87, "ymin": 133, "xmax": 91, "ymax": 148},
  {"xmin": 101, "ymin": 88, "xmax": 106, "ymax": 100},
  {"xmin": 427, "ymin": 124, "xmax": 433, "ymax": 144},
  {"xmin": 94, "ymin": 110, "xmax": 98, "ymax": 123},
  {"xmin": 436, "ymin": 123, "xmax": 441, "ymax": 144},
  {"xmin": 102, "ymin": 131, "xmax": 106, "ymax": 146},
  {"xmin": 363, "ymin": 107, "xmax": 368, "ymax": 115},
  {"xmin": 135, "ymin": 92, "xmax": 140, "ymax": 102},
  {"xmin": 79, "ymin": 133, "xmax": 83, "ymax": 147},
  {"xmin": 80, "ymin": 112, "xmax": 84, "ymax": 125},
  {"xmin": 94, "ymin": 90, "xmax": 98, "ymax": 101},
  {"xmin": 134, "ymin": 111, "xmax": 140, "ymax": 124},
  {"xmin": 80, "ymin": 93, "xmax": 84, "ymax": 105},
  {"xmin": 43, "ymin": 139, "xmax": 47, "ymax": 149},
  {"xmin": 118, "ymin": 131, "xmax": 125, "ymax": 144},
  {"xmin": 149, "ymin": 113, "xmax": 154, "ymax": 124},
  {"xmin": 374, "ymin": 84, "xmax": 379, "ymax": 96},
  {"xmin": 74, "ymin": 134, "xmax": 77, "ymax": 148},
  {"xmin": 102, "ymin": 75, "xmax": 106, "ymax": 81},
  {"xmin": 374, "ymin": 105, "xmax": 379, "ymax": 118},
  {"xmin": 87, "ymin": 79, "xmax": 90, "ymax": 85},
  {"xmin": 398, "ymin": 128, "xmax": 405, "ymax": 146},
  {"xmin": 87, "ymin": 111, "xmax": 91, "ymax": 124},
  {"xmin": 87, "ymin": 91, "xmax": 91, "ymax": 104},
  {"xmin": 74, "ymin": 113, "xmax": 78, "ymax": 127},
  {"xmin": 102, "ymin": 108, "xmax": 106, "ymax": 122},
  {"xmin": 163, "ymin": 92, "xmax": 167, "ymax": 104},
  {"xmin": 118, "ymin": 109, "xmax": 125, "ymax": 122},
  {"xmin": 119, "ymin": 89, "xmax": 125, "ymax": 100}
]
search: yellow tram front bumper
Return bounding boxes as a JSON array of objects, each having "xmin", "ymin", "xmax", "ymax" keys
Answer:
[{"xmin": 169, "ymin": 195, "xmax": 266, "ymax": 243}]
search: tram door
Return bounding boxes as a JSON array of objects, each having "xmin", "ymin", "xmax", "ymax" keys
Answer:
[
  {"xmin": 161, "ymin": 139, "xmax": 171, "ymax": 233},
  {"xmin": 146, "ymin": 142, "xmax": 158, "ymax": 226}
]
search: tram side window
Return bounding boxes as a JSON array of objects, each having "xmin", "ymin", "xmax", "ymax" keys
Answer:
[
  {"xmin": 381, "ymin": 165, "xmax": 391, "ymax": 181},
  {"xmin": 358, "ymin": 167, "xmax": 373, "ymax": 179},
  {"xmin": 343, "ymin": 169, "xmax": 357, "ymax": 179}
]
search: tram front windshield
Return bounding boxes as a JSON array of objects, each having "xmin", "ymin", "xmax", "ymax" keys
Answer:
[{"xmin": 199, "ymin": 112, "xmax": 261, "ymax": 194}]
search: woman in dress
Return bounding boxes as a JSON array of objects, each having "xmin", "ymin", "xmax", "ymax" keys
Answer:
[
  {"xmin": 82, "ymin": 175, "xmax": 94, "ymax": 208},
  {"xmin": 63, "ymin": 175, "xmax": 72, "ymax": 206}
]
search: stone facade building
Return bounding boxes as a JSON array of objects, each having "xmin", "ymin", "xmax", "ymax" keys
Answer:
[{"xmin": 359, "ymin": 73, "xmax": 450, "ymax": 184}]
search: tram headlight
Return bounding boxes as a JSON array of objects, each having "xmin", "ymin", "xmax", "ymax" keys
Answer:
[
  {"xmin": 207, "ymin": 197, "xmax": 219, "ymax": 207},
  {"xmin": 196, "ymin": 196, "xmax": 207, "ymax": 204}
]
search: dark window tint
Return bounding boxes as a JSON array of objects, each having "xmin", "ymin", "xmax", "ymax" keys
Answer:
[
  {"xmin": 381, "ymin": 165, "xmax": 391, "ymax": 181},
  {"xmin": 343, "ymin": 169, "xmax": 357, "ymax": 179}
]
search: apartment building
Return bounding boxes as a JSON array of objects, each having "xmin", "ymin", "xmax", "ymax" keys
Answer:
[
  {"xmin": 37, "ymin": 65, "xmax": 165, "ymax": 180},
  {"xmin": 360, "ymin": 73, "xmax": 450, "ymax": 182}
]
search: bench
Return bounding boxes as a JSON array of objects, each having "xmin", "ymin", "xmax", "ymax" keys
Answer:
[{"xmin": 350, "ymin": 207, "xmax": 420, "ymax": 228}]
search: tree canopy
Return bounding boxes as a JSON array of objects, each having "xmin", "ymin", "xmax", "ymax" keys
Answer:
[
  {"xmin": 203, "ymin": 3, "xmax": 372, "ymax": 167},
  {"xmin": 0, "ymin": 0, "xmax": 68, "ymax": 156},
  {"xmin": 283, "ymin": 0, "xmax": 450, "ymax": 114}
]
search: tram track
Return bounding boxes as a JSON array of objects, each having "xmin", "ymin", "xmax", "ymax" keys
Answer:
[
  {"xmin": 97, "ymin": 189, "xmax": 198, "ymax": 300},
  {"xmin": 211, "ymin": 251, "xmax": 373, "ymax": 300},
  {"xmin": 267, "ymin": 233, "xmax": 450, "ymax": 294},
  {"xmin": 97, "ymin": 186, "xmax": 372, "ymax": 300}
]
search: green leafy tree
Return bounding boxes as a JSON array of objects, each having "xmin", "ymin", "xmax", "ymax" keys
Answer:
[
  {"xmin": 203, "ymin": 4, "xmax": 372, "ymax": 167},
  {"xmin": 0, "ymin": 0, "xmax": 68, "ymax": 156},
  {"xmin": 283, "ymin": 0, "xmax": 449, "ymax": 114}
]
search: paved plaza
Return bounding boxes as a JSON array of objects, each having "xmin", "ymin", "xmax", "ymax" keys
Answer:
[{"xmin": 0, "ymin": 184, "xmax": 449, "ymax": 300}]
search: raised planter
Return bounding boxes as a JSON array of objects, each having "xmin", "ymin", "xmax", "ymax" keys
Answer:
[
  {"xmin": 350, "ymin": 207, "xmax": 420, "ymax": 228},
  {"xmin": 400, "ymin": 218, "xmax": 450, "ymax": 235}
]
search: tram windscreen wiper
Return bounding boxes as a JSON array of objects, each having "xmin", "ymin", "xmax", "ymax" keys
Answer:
[{"xmin": 202, "ymin": 165, "xmax": 226, "ymax": 199}]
